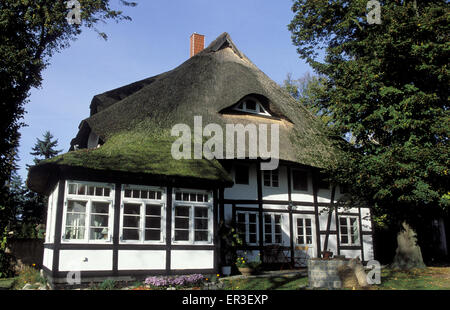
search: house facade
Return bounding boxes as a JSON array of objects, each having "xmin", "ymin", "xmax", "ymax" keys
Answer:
[{"xmin": 27, "ymin": 33, "xmax": 374, "ymax": 285}]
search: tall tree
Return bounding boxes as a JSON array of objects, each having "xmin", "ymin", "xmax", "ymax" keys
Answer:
[
  {"xmin": 288, "ymin": 1, "xmax": 449, "ymax": 267},
  {"xmin": 0, "ymin": 0, "xmax": 137, "ymax": 238},
  {"xmin": 29, "ymin": 131, "xmax": 62, "ymax": 165}
]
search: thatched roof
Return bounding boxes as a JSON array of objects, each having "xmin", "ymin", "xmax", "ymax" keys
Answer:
[{"xmin": 27, "ymin": 32, "xmax": 338, "ymax": 194}]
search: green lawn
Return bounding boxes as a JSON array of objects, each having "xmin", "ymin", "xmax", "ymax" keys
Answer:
[
  {"xmin": 374, "ymin": 267, "xmax": 450, "ymax": 290},
  {"xmin": 0, "ymin": 278, "xmax": 15, "ymax": 290},
  {"xmin": 221, "ymin": 274, "xmax": 308, "ymax": 290},
  {"xmin": 220, "ymin": 267, "xmax": 450, "ymax": 290}
]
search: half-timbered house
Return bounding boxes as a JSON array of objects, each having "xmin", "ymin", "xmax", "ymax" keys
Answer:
[{"xmin": 27, "ymin": 32, "xmax": 374, "ymax": 286}]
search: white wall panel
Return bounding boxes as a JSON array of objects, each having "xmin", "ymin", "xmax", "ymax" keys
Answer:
[
  {"xmin": 170, "ymin": 250, "xmax": 214, "ymax": 270},
  {"xmin": 118, "ymin": 250, "xmax": 165, "ymax": 270},
  {"xmin": 59, "ymin": 250, "xmax": 113, "ymax": 271}
]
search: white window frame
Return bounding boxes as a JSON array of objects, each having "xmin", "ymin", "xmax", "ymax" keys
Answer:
[
  {"xmin": 339, "ymin": 216, "xmax": 360, "ymax": 246},
  {"xmin": 119, "ymin": 184, "xmax": 166, "ymax": 244},
  {"xmin": 236, "ymin": 211, "xmax": 259, "ymax": 246},
  {"xmin": 172, "ymin": 189, "xmax": 213, "ymax": 245},
  {"xmin": 294, "ymin": 215, "xmax": 315, "ymax": 246},
  {"xmin": 263, "ymin": 213, "xmax": 283, "ymax": 245},
  {"xmin": 233, "ymin": 97, "xmax": 271, "ymax": 116},
  {"xmin": 62, "ymin": 180, "xmax": 115, "ymax": 244},
  {"xmin": 263, "ymin": 169, "xmax": 279, "ymax": 188}
]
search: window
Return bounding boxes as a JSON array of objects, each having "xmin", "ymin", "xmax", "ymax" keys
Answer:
[
  {"xmin": 236, "ymin": 211, "xmax": 259, "ymax": 245},
  {"xmin": 173, "ymin": 190, "xmax": 212, "ymax": 244},
  {"xmin": 296, "ymin": 217, "xmax": 313, "ymax": 245},
  {"xmin": 234, "ymin": 164, "xmax": 249, "ymax": 185},
  {"xmin": 339, "ymin": 216, "xmax": 360, "ymax": 245},
  {"xmin": 292, "ymin": 170, "xmax": 308, "ymax": 191},
  {"xmin": 63, "ymin": 181, "xmax": 114, "ymax": 243},
  {"xmin": 233, "ymin": 97, "xmax": 271, "ymax": 116},
  {"xmin": 264, "ymin": 213, "xmax": 282, "ymax": 244},
  {"xmin": 263, "ymin": 169, "xmax": 279, "ymax": 187},
  {"xmin": 120, "ymin": 185, "xmax": 165, "ymax": 243}
]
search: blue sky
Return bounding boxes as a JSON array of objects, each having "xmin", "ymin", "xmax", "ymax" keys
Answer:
[{"xmin": 17, "ymin": 0, "xmax": 312, "ymax": 181}]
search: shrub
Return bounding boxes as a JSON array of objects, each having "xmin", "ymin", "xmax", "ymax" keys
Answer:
[{"xmin": 0, "ymin": 250, "xmax": 15, "ymax": 279}]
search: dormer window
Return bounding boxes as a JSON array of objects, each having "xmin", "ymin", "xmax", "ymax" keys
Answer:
[{"xmin": 234, "ymin": 97, "xmax": 271, "ymax": 116}]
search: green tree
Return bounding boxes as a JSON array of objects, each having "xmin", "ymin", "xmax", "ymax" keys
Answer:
[
  {"xmin": 288, "ymin": 1, "xmax": 449, "ymax": 267},
  {"xmin": 283, "ymin": 72, "xmax": 332, "ymax": 126},
  {"xmin": 29, "ymin": 131, "xmax": 62, "ymax": 165},
  {"xmin": 0, "ymin": 0, "xmax": 137, "ymax": 240}
]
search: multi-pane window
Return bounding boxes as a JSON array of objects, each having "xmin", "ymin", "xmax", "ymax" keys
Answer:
[
  {"xmin": 264, "ymin": 214, "xmax": 282, "ymax": 244},
  {"xmin": 296, "ymin": 217, "xmax": 313, "ymax": 245},
  {"xmin": 339, "ymin": 216, "xmax": 360, "ymax": 245},
  {"xmin": 236, "ymin": 211, "xmax": 259, "ymax": 245},
  {"xmin": 175, "ymin": 191, "xmax": 209, "ymax": 203},
  {"xmin": 63, "ymin": 181, "xmax": 114, "ymax": 243},
  {"xmin": 121, "ymin": 185, "xmax": 165, "ymax": 243},
  {"xmin": 173, "ymin": 191, "xmax": 212, "ymax": 244},
  {"xmin": 292, "ymin": 170, "xmax": 308, "ymax": 191},
  {"xmin": 263, "ymin": 169, "xmax": 279, "ymax": 187}
]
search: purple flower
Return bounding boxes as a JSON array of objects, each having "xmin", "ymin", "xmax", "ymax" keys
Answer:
[{"xmin": 144, "ymin": 274, "xmax": 204, "ymax": 287}]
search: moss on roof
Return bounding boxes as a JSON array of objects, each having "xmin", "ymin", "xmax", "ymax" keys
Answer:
[{"xmin": 30, "ymin": 127, "xmax": 232, "ymax": 188}]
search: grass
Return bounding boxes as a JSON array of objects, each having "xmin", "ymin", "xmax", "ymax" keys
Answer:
[
  {"xmin": 220, "ymin": 267, "xmax": 450, "ymax": 290},
  {"xmin": 374, "ymin": 267, "xmax": 450, "ymax": 290},
  {"xmin": 0, "ymin": 278, "xmax": 15, "ymax": 289},
  {"xmin": 221, "ymin": 274, "xmax": 309, "ymax": 290}
]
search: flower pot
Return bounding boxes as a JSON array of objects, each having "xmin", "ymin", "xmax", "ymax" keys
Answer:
[
  {"xmin": 221, "ymin": 266, "xmax": 231, "ymax": 276},
  {"xmin": 238, "ymin": 267, "xmax": 254, "ymax": 276},
  {"xmin": 322, "ymin": 251, "xmax": 333, "ymax": 259}
]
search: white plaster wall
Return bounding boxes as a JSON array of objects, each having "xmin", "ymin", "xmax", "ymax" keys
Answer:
[
  {"xmin": 43, "ymin": 248, "xmax": 53, "ymax": 271},
  {"xmin": 318, "ymin": 207, "xmax": 336, "ymax": 231},
  {"xmin": 170, "ymin": 250, "xmax": 214, "ymax": 270},
  {"xmin": 45, "ymin": 183, "xmax": 59, "ymax": 244},
  {"xmin": 363, "ymin": 235, "xmax": 375, "ymax": 261},
  {"xmin": 339, "ymin": 249, "xmax": 362, "ymax": 259},
  {"xmin": 360, "ymin": 207, "xmax": 373, "ymax": 232},
  {"xmin": 224, "ymin": 163, "xmax": 258, "ymax": 200},
  {"xmin": 59, "ymin": 250, "xmax": 113, "ymax": 271},
  {"xmin": 118, "ymin": 250, "xmax": 166, "ymax": 270},
  {"xmin": 261, "ymin": 165, "xmax": 289, "ymax": 201},
  {"xmin": 316, "ymin": 188, "xmax": 332, "ymax": 203},
  {"xmin": 224, "ymin": 204, "xmax": 233, "ymax": 222}
]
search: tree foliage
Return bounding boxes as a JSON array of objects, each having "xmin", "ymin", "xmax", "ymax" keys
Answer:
[
  {"xmin": 29, "ymin": 131, "xmax": 62, "ymax": 165},
  {"xmin": 288, "ymin": 1, "xmax": 449, "ymax": 237},
  {"xmin": 0, "ymin": 1, "xmax": 136, "ymax": 275}
]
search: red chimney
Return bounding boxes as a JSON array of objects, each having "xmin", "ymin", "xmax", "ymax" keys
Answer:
[{"xmin": 190, "ymin": 33, "xmax": 205, "ymax": 58}]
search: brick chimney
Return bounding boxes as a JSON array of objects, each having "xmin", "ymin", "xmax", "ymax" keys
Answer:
[{"xmin": 190, "ymin": 33, "xmax": 205, "ymax": 58}]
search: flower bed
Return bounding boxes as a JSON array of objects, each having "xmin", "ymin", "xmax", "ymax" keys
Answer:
[{"xmin": 143, "ymin": 274, "xmax": 204, "ymax": 289}]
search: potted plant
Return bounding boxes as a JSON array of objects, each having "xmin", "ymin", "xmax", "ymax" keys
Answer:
[
  {"xmin": 218, "ymin": 221, "xmax": 242, "ymax": 276},
  {"xmin": 322, "ymin": 250, "xmax": 333, "ymax": 259},
  {"xmin": 235, "ymin": 252, "xmax": 261, "ymax": 276}
]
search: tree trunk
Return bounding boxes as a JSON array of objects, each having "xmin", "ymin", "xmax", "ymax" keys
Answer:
[{"xmin": 391, "ymin": 222, "xmax": 426, "ymax": 270}]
